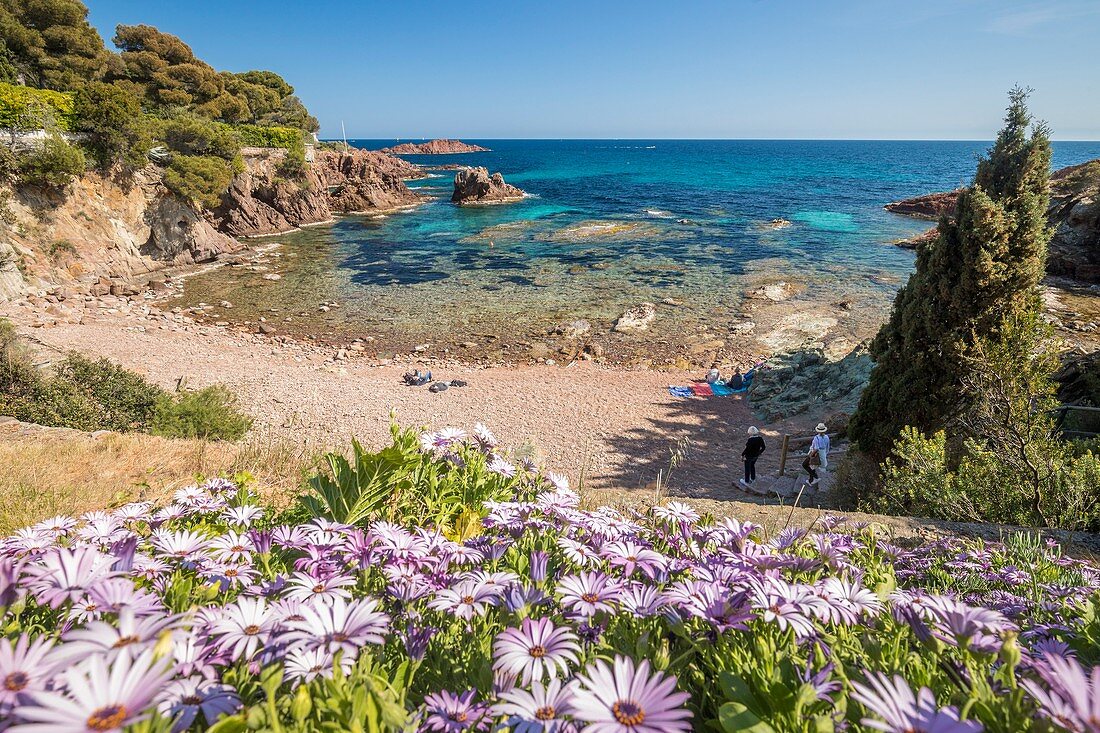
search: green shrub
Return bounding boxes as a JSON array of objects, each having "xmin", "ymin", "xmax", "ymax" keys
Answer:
[
  {"xmin": 870, "ymin": 427, "xmax": 1100, "ymax": 531},
  {"xmin": 0, "ymin": 82, "xmax": 75, "ymax": 130},
  {"xmin": 53, "ymin": 354, "xmax": 164, "ymax": 431},
  {"xmin": 156, "ymin": 116, "xmax": 241, "ymax": 161},
  {"xmin": 234, "ymin": 123, "xmax": 304, "ymax": 150},
  {"xmin": 47, "ymin": 240, "xmax": 76, "ymax": 261},
  {"xmin": 1, "ymin": 319, "xmax": 250, "ymax": 440},
  {"xmin": 163, "ymin": 154, "xmax": 235, "ymax": 208},
  {"xmin": 151, "ymin": 384, "xmax": 252, "ymax": 440},
  {"xmin": 14, "ymin": 134, "xmax": 86, "ymax": 188},
  {"xmin": 71, "ymin": 81, "xmax": 151, "ymax": 169},
  {"xmin": 299, "ymin": 424, "xmax": 524, "ymax": 532}
]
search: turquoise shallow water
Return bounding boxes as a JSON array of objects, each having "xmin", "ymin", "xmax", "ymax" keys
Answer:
[{"xmin": 173, "ymin": 140, "xmax": 1100, "ymax": 362}]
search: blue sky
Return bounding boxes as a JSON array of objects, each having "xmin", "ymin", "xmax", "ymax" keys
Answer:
[{"xmin": 84, "ymin": 0, "xmax": 1100, "ymax": 140}]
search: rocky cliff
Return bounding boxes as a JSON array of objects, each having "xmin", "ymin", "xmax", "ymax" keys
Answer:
[
  {"xmin": 0, "ymin": 147, "xmax": 427, "ymax": 300},
  {"xmin": 886, "ymin": 159, "xmax": 1100, "ymax": 282},
  {"xmin": 381, "ymin": 139, "xmax": 489, "ymax": 154},
  {"xmin": 451, "ymin": 167, "xmax": 526, "ymax": 205},
  {"xmin": 212, "ymin": 148, "xmax": 424, "ymax": 236}
]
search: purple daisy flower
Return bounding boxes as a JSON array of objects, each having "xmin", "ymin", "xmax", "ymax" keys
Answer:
[
  {"xmin": 422, "ymin": 689, "xmax": 491, "ymax": 732},
  {"xmin": 572, "ymin": 656, "xmax": 692, "ymax": 733},
  {"xmin": 0, "ymin": 635, "xmax": 59, "ymax": 715},
  {"xmin": 557, "ymin": 572, "xmax": 621, "ymax": 618},
  {"xmin": 428, "ymin": 580, "xmax": 501, "ymax": 621},
  {"xmin": 209, "ymin": 596, "xmax": 276, "ymax": 662},
  {"xmin": 157, "ymin": 676, "xmax": 241, "ymax": 733},
  {"xmin": 284, "ymin": 571, "xmax": 356, "ymax": 603},
  {"xmin": 1022, "ymin": 655, "xmax": 1100, "ymax": 733},
  {"xmin": 12, "ymin": 647, "xmax": 173, "ymax": 732},
  {"xmin": 495, "ymin": 678, "xmax": 580, "ymax": 733},
  {"xmin": 284, "ymin": 647, "xmax": 354, "ymax": 684},
  {"xmin": 282, "ymin": 596, "xmax": 390, "ymax": 658},
  {"xmin": 851, "ymin": 672, "xmax": 982, "ymax": 733},
  {"xmin": 493, "ymin": 617, "xmax": 580, "ymax": 685}
]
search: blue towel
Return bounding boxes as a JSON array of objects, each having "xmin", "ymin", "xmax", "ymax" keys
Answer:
[
  {"xmin": 668, "ymin": 386, "xmax": 694, "ymax": 398},
  {"xmin": 710, "ymin": 382, "xmax": 734, "ymax": 396}
]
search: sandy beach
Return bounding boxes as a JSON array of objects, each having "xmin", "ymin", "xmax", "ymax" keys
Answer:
[{"xmin": 3, "ymin": 294, "xmax": 829, "ymax": 499}]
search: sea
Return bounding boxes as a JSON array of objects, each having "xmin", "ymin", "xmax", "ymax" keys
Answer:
[{"xmin": 171, "ymin": 139, "xmax": 1100, "ymax": 363}]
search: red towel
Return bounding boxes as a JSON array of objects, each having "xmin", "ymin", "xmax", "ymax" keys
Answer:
[{"xmin": 691, "ymin": 383, "xmax": 713, "ymax": 396}]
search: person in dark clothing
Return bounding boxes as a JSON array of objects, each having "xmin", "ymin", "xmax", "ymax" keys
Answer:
[
  {"xmin": 727, "ymin": 368, "xmax": 744, "ymax": 390},
  {"xmin": 803, "ymin": 447, "xmax": 821, "ymax": 486},
  {"xmin": 740, "ymin": 426, "xmax": 766, "ymax": 486}
]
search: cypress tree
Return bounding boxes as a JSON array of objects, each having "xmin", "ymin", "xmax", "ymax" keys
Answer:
[{"xmin": 849, "ymin": 88, "xmax": 1053, "ymax": 457}]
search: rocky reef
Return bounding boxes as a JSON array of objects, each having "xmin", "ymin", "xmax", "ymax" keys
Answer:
[
  {"xmin": 885, "ymin": 159, "xmax": 1100, "ymax": 282},
  {"xmin": 451, "ymin": 167, "xmax": 526, "ymax": 205},
  {"xmin": 0, "ymin": 147, "xmax": 427, "ymax": 301},
  {"xmin": 381, "ymin": 139, "xmax": 489, "ymax": 155}
]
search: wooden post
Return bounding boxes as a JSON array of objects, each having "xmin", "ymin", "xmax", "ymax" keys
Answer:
[{"xmin": 778, "ymin": 434, "xmax": 790, "ymax": 476}]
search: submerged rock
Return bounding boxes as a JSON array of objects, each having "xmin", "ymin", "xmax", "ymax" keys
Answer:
[
  {"xmin": 451, "ymin": 167, "xmax": 526, "ymax": 205},
  {"xmin": 613, "ymin": 302, "xmax": 657, "ymax": 332}
]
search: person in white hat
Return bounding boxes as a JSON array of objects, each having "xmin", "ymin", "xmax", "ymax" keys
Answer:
[
  {"xmin": 812, "ymin": 423, "xmax": 830, "ymax": 469},
  {"xmin": 739, "ymin": 426, "xmax": 765, "ymax": 487},
  {"xmin": 802, "ymin": 423, "xmax": 830, "ymax": 486}
]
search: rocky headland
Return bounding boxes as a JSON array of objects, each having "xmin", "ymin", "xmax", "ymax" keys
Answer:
[
  {"xmin": 885, "ymin": 159, "xmax": 1100, "ymax": 282},
  {"xmin": 451, "ymin": 167, "xmax": 526, "ymax": 205},
  {"xmin": 381, "ymin": 139, "xmax": 489, "ymax": 155},
  {"xmin": 0, "ymin": 147, "xmax": 426, "ymax": 301}
]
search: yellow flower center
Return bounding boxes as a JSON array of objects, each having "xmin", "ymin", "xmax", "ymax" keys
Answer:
[
  {"xmin": 528, "ymin": 644, "xmax": 546, "ymax": 658},
  {"xmin": 535, "ymin": 705, "xmax": 556, "ymax": 720},
  {"xmin": 87, "ymin": 705, "xmax": 128, "ymax": 730}
]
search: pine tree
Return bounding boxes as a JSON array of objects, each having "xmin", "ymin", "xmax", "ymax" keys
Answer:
[{"xmin": 849, "ymin": 88, "xmax": 1053, "ymax": 457}]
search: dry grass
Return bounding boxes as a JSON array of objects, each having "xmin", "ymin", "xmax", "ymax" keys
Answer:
[{"xmin": 0, "ymin": 426, "xmax": 319, "ymax": 533}]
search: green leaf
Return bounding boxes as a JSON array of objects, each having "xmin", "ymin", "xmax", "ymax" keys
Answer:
[
  {"xmin": 207, "ymin": 715, "xmax": 249, "ymax": 733},
  {"xmin": 717, "ymin": 702, "xmax": 778, "ymax": 733}
]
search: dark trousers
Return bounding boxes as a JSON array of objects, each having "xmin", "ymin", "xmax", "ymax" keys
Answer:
[
  {"xmin": 744, "ymin": 457, "xmax": 757, "ymax": 483},
  {"xmin": 802, "ymin": 456, "xmax": 818, "ymax": 482}
]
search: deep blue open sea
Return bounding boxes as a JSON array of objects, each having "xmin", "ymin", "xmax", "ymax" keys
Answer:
[{"xmin": 175, "ymin": 140, "xmax": 1100, "ymax": 359}]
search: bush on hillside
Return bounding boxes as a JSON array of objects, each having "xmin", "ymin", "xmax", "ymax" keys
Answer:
[
  {"xmin": 156, "ymin": 116, "xmax": 242, "ymax": 161},
  {"xmin": 14, "ymin": 133, "xmax": 86, "ymax": 188},
  {"xmin": 151, "ymin": 384, "xmax": 252, "ymax": 441},
  {"xmin": 0, "ymin": 318, "xmax": 251, "ymax": 440},
  {"xmin": 0, "ymin": 82, "xmax": 75, "ymax": 130},
  {"xmin": 234, "ymin": 123, "xmax": 304, "ymax": 150},
  {"xmin": 71, "ymin": 81, "xmax": 150, "ymax": 169},
  {"xmin": 163, "ymin": 154, "xmax": 235, "ymax": 208},
  {"xmin": 862, "ymin": 316, "xmax": 1100, "ymax": 531}
]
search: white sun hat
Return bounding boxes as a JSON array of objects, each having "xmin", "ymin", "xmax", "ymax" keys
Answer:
[{"xmin": 815, "ymin": 423, "xmax": 828, "ymax": 433}]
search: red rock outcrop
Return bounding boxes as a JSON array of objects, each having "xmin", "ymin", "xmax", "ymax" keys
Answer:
[
  {"xmin": 451, "ymin": 167, "xmax": 525, "ymax": 205},
  {"xmin": 212, "ymin": 148, "xmax": 426, "ymax": 236},
  {"xmin": 884, "ymin": 190, "xmax": 961, "ymax": 220},
  {"xmin": 381, "ymin": 139, "xmax": 489, "ymax": 154},
  {"xmin": 885, "ymin": 159, "xmax": 1100, "ymax": 282}
]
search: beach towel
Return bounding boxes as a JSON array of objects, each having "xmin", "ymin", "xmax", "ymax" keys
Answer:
[
  {"xmin": 691, "ymin": 383, "xmax": 714, "ymax": 397},
  {"xmin": 710, "ymin": 382, "xmax": 734, "ymax": 396},
  {"xmin": 668, "ymin": 386, "xmax": 694, "ymax": 398}
]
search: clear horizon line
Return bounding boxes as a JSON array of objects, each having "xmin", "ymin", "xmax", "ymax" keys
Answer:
[{"xmin": 327, "ymin": 136, "xmax": 1100, "ymax": 143}]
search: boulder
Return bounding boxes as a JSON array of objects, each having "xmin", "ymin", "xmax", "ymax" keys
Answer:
[
  {"xmin": 613, "ymin": 302, "xmax": 657, "ymax": 332},
  {"xmin": 451, "ymin": 167, "xmax": 526, "ymax": 205}
]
